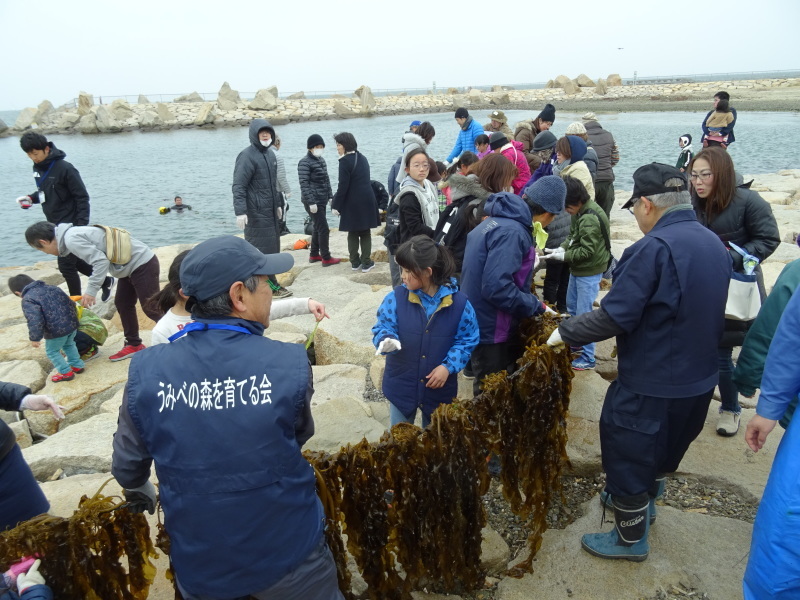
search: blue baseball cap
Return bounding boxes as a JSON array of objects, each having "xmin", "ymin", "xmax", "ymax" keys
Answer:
[
  {"xmin": 410, "ymin": 120, "xmax": 422, "ymax": 127},
  {"xmin": 181, "ymin": 236, "xmax": 294, "ymax": 302}
]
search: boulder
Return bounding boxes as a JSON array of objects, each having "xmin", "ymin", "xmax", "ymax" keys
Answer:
[
  {"xmin": 139, "ymin": 110, "xmax": 162, "ymax": 128},
  {"xmin": 369, "ymin": 355, "xmax": 385, "ymax": 390},
  {"xmin": 94, "ymin": 105, "xmax": 122, "ymax": 133},
  {"xmin": 607, "ymin": 73, "xmax": 623, "ymax": 86},
  {"xmin": 194, "ymin": 102, "xmax": 216, "ymax": 126},
  {"xmin": 545, "ymin": 80, "xmax": 555, "ymax": 89},
  {"xmin": 156, "ymin": 102, "xmax": 176, "ymax": 124},
  {"xmin": 0, "ymin": 119, "xmax": 7, "ymax": 134},
  {"xmin": 303, "ymin": 396, "xmax": 386, "ymax": 453},
  {"xmin": 481, "ymin": 525, "xmax": 511, "ymax": 576},
  {"xmin": 287, "ymin": 91, "xmax": 305, "ymax": 100},
  {"xmin": 22, "ymin": 413, "xmax": 119, "ymax": 480},
  {"xmin": 216, "ymin": 81, "xmax": 241, "ymax": 110},
  {"xmin": 0, "ymin": 360, "xmax": 46, "ymax": 393},
  {"xmin": 248, "ymin": 89, "xmax": 278, "ymax": 111},
  {"xmin": 595, "ymin": 77, "xmax": 608, "ymax": 95},
  {"xmin": 310, "ymin": 364, "xmax": 368, "ymax": 407},
  {"xmin": 575, "ymin": 74, "xmax": 596, "ymax": 87},
  {"xmin": 13, "ymin": 107, "xmax": 37, "ymax": 130},
  {"xmin": 491, "ymin": 85, "xmax": 506, "ymax": 92},
  {"xmin": 446, "ymin": 87, "xmax": 459, "ymax": 95},
  {"xmin": 75, "ymin": 113, "xmax": 99, "ymax": 134},
  {"xmin": 174, "ymin": 91, "xmax": 204, "ymax": 103},
  {"xmin": 553, "ymin": 75, "xmax": 572, "ymax": 88},
  {"xmin": 467, "ymin": 88, "xmax": 484, "ymax": 104},
  {"xmin": 110, "ymin": 99, "xmax": 134, "ymax": 120},
  {"xmin": 77, "ymin": 91, "xmax": 94, "ymax": 116},
  {"xmin": 354, "ymin": 85, "xmax": 376, "ymax": 112},
  {"xmin": 333, "ymin": 101, "xmax": 358, "ymax": 118},
  {"xmin": 266, "ymin": 85, "xmax": 278, "ymax": 97},
  {"xmin": 33, "ymin": 100, "xmax": 55, "ymax": 124},
  {"xmin": 563, "ymin": 79, "xmax": 580, "ymax": 95},
  {"xmin": 490, "ymin": 92, "xmax": 511, "ymax": 105},
  {"xmin": 137, "ymin": 94, "xmax": 151, "ymax": 104},
  {"xmin": 10, "ymin": 420, "xmax": 32, "ymax": 448}
]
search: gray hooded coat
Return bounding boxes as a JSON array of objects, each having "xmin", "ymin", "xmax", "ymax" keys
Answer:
[{"xmin": 233, "ymin": 119, "xmax": 281, "ymax": 254}]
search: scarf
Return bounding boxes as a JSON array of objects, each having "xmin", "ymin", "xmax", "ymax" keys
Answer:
[
  {"xmin": 460, "ymin": 116, "xmax": 474, "ymax": 131},
  {"xmin": 400, "ymin": 176, "xmax": 440, "ymax": 228}
]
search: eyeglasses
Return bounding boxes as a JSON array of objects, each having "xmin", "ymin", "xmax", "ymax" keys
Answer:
[
  {"xmin": 689, "ymin": 171, "xmax": 713, "ymax": 181},
  {"xmin": 409, "ymin": 162, "xmax": 430, "ymax": 170},
  {"xmin": 627, "ymin": 198, "xmax": 641, "ymax": 215}
]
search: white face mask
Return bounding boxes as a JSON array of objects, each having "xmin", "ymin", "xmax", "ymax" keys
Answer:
[
  {"xmin": 312, "ymin": 148, "xmax": 324, "ymax": 157},
  {"xmin": 260, "ymin": 139, "xmax": 272, "ymax": 148}
]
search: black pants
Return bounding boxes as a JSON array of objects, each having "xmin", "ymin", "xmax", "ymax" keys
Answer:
[
  {"xmin": 115, "ymin": 256, "xmax": 161, "ymax": 346},
  {"xmin": 470, "ymin": 340, "xmax": 524, "ymax": 396},
  {"xmin": 543, "ymin": 261, "xmax": 569, "ymax": 312},
  {"xmin": 58, "ymin": 253, "xmax": 93, "ymax": 296},
  {"xmin": 306, "ymin": 205, "xmax": 331, "ymax": 260},
  {"xmin": 600, "ymin": 380, "xmax": 713, "ymax": 498}
]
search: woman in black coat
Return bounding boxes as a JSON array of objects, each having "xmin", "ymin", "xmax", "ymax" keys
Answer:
[
  {"xmin": 690, "ymin": 147, "xmax": 781, "ymax": 437},
  {"xmin": 331, "ymin": 133, "xmax": 380, "ymax": 272}
]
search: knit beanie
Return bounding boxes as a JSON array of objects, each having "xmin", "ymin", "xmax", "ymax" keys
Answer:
[
  {"xmin": 565, "ymin": 122, "xmax": 587, "ymax": 135},
  {"xmin": 537, "ymin": 103, "xmax": 556, "ymax": 123},
  {"xmin": 581, "ymin": 112, "xmax": 598, "ymax": 122},
  {"xmin": 532, "ymin": 130, "xmax": 557, "ymax": 151},
  {"xmin": 489, "ymin": 110, "xmax": 507, "ymax": 124},
  {"xmin": 489, "ymin": 131, "xmax": 508, "ymax": 150},
  {"xmin": 307, "ymin": 134, "xmax": 325, "ymax": 149},
  {"xmin": 455, "ymin": 107, "xmax": 469, "ymax": 119},
  {"xmin": 522, "ymin": 175, "xmax": 566, "ymax": 215}
]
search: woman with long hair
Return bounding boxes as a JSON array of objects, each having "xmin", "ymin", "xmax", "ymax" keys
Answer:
[{"xmin": 689, "ymin": 146, "xmax": 780, "ymax": 436}]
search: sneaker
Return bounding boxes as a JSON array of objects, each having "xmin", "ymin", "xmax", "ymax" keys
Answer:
[
  {"xmin": 462, "ymin": 364, "xmax": 475, "ymax": 379},
  {"xmin": 322, "ymin": 257, "xmax": 341, "ymax": 267},
  {"xmin": 309, "ymin": 255, "xmax": 322, "ymax": 263},
  {"xmin": 716, "ymin": 410, "xmax": 741, "ymax": 436},
  {"xmin": 100, "ymin": 276, "xmax": 115, "ymax": 302},
  {"xmin": 80, "ymin": 345, "xmax": 100, "ymax": 361},
  {"xmin": 51, "ymin": 371, "xmax": 75, "ymax": 383},
  {"xmin": 273, "ymin": 286, "xmax": 293, "ymax": 299},
  {"xmin": 109, "ymin": 344, "xmax": 146, "ymax": 362},
  {"xmin": 572, "ymin": 359, "xmax": 596, "ymax": 371},
  {"xmin": 71, "ymin": 366, "xmax": 85, "ymax": 374},
  {"xmin": 361, "ymin": 262, "xmax": 375, "ymax": 273},
  {"xmin": 351, "ymin": 262, "xmax": 361, "ymax": 271}
]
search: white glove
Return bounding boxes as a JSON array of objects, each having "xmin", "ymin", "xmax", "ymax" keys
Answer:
[
  {"xmin": 543, "ymin": 304, "xmax": 557, "ymax": 315},
  {"xmin": 277, "ymin": 207, "xmax": 283, "ymax": 220},
  {"xmin": 309, "ymin": 204, "xmax": 318, "ymax": 214},
  {"xmin": 328, "ymin": 198, "xmax": 333, "ymax": 205},
  {"xmin": 124, "ymin": 480, "xmax": 157, "ymax": 515},
  {"xmin": 332, "ymin": 209, "xmax": 340, "ymax": 217},
  {"xmin": 544, "ymin": 247, "xmax": 565, "ymax": 262},
  {"xmin": 236, "ymin": 214, "xmax": 248, "ymax": 230},
  {"xmin": 376, "ymin": 338, "xmax": 402, "ymax": 355},
  {"xmin": 20, "ymin": 394, "xmax": 65, "ymax": 420},
  {"xmin": 17, "ymin": 559, "xmax": 45, "ymax": 593},
  {"xmin": 442, "ymin": 160, "xmax": 451, "ymax": 168},
  {"xmin": 16, "ymin": 195, "xmax": 32, "ymax": 208},
  {"xmin": 546, "ymin": 329, "xmax": 564, "ymax": 347}
]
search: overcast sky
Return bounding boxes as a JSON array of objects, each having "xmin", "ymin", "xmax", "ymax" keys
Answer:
[{"xmin": 2, "ymin": 0, "xmax": 798, "ymax": 110}]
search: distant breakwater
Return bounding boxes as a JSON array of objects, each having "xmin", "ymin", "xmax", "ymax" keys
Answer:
[{"xmin": 2, "ymin": 77, "xmax": 799, "ymax": 137}]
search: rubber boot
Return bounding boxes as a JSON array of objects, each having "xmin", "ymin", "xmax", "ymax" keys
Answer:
[
  {"xmin": 600, "ymin": 476, "xmax": 665, "ymax": 524},
  {"xmin": 582, "ymin": 496, "xmax": 650, "ymax": 562}
]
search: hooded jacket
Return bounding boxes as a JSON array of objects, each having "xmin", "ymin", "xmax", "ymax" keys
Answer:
[
  {"xmin": 561, "ymin": 200, "xmax": 611, "ymax": 276},
  {"xmin": 297, "ymin": 152, "xmax": 332, "ymax": 207},
  {"xmin": 461, "ymin": 192, "xmax": 546, "ymax": 344},
  {"xmin": 25, "ymin": 143, "xmax": 90, "ymax": 226},
  {"xmin": 558, "ymin": 136, "xmax": 596, "ymax": 200},
  {"xmin": 396, "ymin": 133, "xmax": 440, "ymax": 184},
  {"xmin": 584, "ymin": 120, "xmax": 618, "ymax": 182},
  {"xmin": 20, "ymin": 280, "xmax": 79, "ymax": 341},
  {"xmin": 512, "ymin": 120, "xmax": 540, "ymax": 153},
  {"xmin": 446, "ymin": 117, "xmax": 485, "ymax": 163},
  {"xmin": 433, "ymin": 174, "xmax": 490, "ymax": 271},
  {"xmin": 232, "ymin": 119, "xmax": 281, "ymax": 254},
  {"xmin": 496, "ymin": 141, "xmax": 532, "ymax": 195}
]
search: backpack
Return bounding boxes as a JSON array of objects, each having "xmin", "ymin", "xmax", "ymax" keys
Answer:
[
  {"xmin": 383, "ymin": 196, "xmax": 401, "ymax": 252},
  {"xmin": 93, "ymin": 225, "xmax": 132, "ymax": 264}
]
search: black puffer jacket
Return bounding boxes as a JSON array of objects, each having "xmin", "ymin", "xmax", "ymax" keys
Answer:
[
  {"xmin": 232, "ymin": 119, "xmax": 281, "ymax": 254},
  {"xmin": 694, "ymin": 184, "xmax": 781, "ymax": 346},
  {"xmin": 544, "ymin": 210, "xmax": 571, "ymax": 249},
  {"xmin": 26, "ymin": 143, "xmax": 90, "ymax": 226},
  {"xmin": 584, "ymin": 121, "xmax": 617, "ymax": 183},
  {"xmin": 332, "ymin": 152, "xmax": 379, "ymax": 232},
  {"xmin": 433, "ymin": 174, "xmax": 490, "ymax": 271},
  {"xmin": 297, "ymin": 152, "xmax": 332, "ymax": 207},
  {"xmin": 1, "ymin": 381, "xmax": 30, "ymax": 463}
]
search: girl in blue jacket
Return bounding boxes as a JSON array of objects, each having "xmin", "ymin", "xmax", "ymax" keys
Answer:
[{"xmin": 372, "ymin": 236, "xmax": 479, "ymax": 428}]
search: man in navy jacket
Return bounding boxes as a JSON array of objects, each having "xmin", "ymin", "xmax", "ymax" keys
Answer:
[
  {"xmin": 548, "ymin": 164, "xmax": 731, "ymax": 562},
  {"xmin": 111, "ymin": 236, "xmax": 343, "ymax": 600}
]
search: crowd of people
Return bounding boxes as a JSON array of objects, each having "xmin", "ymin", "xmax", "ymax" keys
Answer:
[{"xmin": 3, "ymin": 89, "xmax": 798, "ymax": 599}]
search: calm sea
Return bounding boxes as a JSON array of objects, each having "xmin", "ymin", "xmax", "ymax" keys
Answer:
[{"xmin": 1, "ymin": 109, "xmax": 798, "ymax": 268}]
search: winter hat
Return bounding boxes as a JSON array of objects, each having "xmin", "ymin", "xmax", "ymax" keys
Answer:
[
  {"xmin": 489, "ymin": 110, "xmax": 507, "ymax": 124},
  {"xmin": 307, "ymin": 134, "xmax": 325, "ymax": 149},
  {"xmin": 680, "ymin": 133, "xmax": 692, "ymax": 146},
  {"xmin": 455, "ymin": 107, "xmax": 469, "ymax": 119},
  {"xmin": 565, "ymin": 136, "xmax": 587, "ymax": 162},
  {"xmin": 537, "ymin": 103, "xmax": 556, "ymax": 123},
  {"xmin": 565, "ymin": 122, "xmax": 587, "ymax": 135},
  {"xmin": 532, "ymin": 130, "xmax": 557, "ymax": 151},
  {"xmin": 522, "ymin": 175, "xmax": 567, "ymax": 215},
  {"xmin": 581, "ymin": 112, "xmax": 598, "ymax": 122},
  {"xmin": 489, "ymin": 131, "xmax": 508, "ymax": 150},
  {"xmin": 410, "ymin": 120, "xmax": 422, "ymax": 127}
]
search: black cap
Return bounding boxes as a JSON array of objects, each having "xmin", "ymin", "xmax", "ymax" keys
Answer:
[
  {"xmin": 455, "ymin": 107, "xmax": 469, "ymax": 119},
  {"xmin": 180, "ymin": 236, "xmax": 294, "ymax": 303},
  {"xmin": 307, "ymin": 134, "xmax": 325, "ymax": 149},
  {"xmin": 489, "ymin": 131, "xmax": 508, "ymax": 150},
  {"xmin": 622, "ymin": 163, "xmax": 689, "ymax": 209}
]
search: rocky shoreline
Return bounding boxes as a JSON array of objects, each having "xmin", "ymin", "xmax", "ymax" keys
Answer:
[
  {"xmin": 2, "ymin": 171, "xmax": 799, "ymax": 598},
  {"xmin": 2, "ymin": 76, "xmax": 799, "ymax": 137}
]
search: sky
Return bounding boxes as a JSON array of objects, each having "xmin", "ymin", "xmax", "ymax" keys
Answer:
[{"xmin": 2, "ymin": 0, "xmax": 799, "ymax": 110}]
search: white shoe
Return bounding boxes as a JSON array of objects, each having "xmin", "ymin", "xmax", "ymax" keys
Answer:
[{"xmin": 716, "ymin": 410, "xmax": 740, "ymax": 437}]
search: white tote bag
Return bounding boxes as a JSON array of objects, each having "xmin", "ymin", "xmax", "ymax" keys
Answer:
[{"xmin": 725, "ymin": 271, "xmax": 761, "ymax": 321}]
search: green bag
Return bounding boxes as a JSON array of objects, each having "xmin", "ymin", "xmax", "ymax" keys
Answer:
[{"xmin": 76, "ymin": 304, "xmax": 109, "ymax": 346}]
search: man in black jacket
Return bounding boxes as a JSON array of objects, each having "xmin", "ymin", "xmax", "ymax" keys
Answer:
[
  {"xmin": 298, "ymin": 134, "xmax": 340, "ymax": 266},
  {"xmin": 16, "ymin": 132, "xmax": 111, "ymax": 298}
]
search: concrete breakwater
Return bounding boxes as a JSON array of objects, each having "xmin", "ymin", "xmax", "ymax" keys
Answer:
[{"xmin": 3, "ymin": 76, "xmax": 800, "ymax": 137}]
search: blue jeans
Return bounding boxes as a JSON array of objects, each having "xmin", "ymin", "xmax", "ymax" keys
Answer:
[
  {"xmin": 567, "ymin": 273, "xmax": 603, "ymax": 363},
  {"xmin": 718, "ymin": 347, "xmax": 741, "ymax": 414},
  {"xmin": 390, "ymin": 403, "xmax": 431, "ymax": 429},
  {"xmin": 45, "ymin": 331, "xmax": 85, "ymax": 374}
]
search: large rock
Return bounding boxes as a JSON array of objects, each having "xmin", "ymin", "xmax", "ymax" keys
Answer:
[
  {"xmin": 94, "ymin": 105, "xmax": 122, "ymax": 133},
  {"xmin": 545, "ymin": 80, "xmax": 555, "ymax": 89},
  {"xmin": 75, "ymin": 113, "xmax": 99, "ymax": 134},
  {"xmin": 553, "ymin": 75, "xmax": 572, "ymax": 88},
  {"xmin": 110, "ymin": 98, "xmax": 134, "ymax": 120},
  {"xmin": 490, "ymin": 92, "xmax": 511, "ymax": 105},
  {"xmin": 9, "ymin": 420, "xmax": 32, "ymax": 448},
  {"xmin": 22, "ymin": 413, "xmax": 118, "ymax": 479},
  {"xmin": 137, "ymin": 94, "xmax": 151, "ymax": 104},
  {"xmin": 0, "ymin": 360, "xmax": 46, "ymax": 393},
  {"xmin": 304, "ymin": 396, "xmax": 387, "ymax": 453},
  {"xmin": 595, "ymin": 77, "xmax": 608, "ymax": 95},
  {"xmin": 266, "ymin": 85, "xmax": 278, "ymax": 97},
  {"xmin": 310, "ymin": 364, "xmax": 367, "ymax": 407},
  {"xmin": 77, "ymin": 91, "xmax": 94, "ymax": 116},
  {"xmin": 248, "ymin": 89, "xmax": 278, "ymax": 110},
  {"xmin": 495, "ymin": 498, "xmax": 752, "ymax": 600},
  {"xmin": 354, "ymin": 85, "xmax": 376, "ymax": 112},
  {"xmin": 156, "ymin": 103, "xmax": 176, "ymax": 124},
  {"xmin": 13, "ymin": 107, "xmax": 37, "ymax": 130},
  {"xmin": 563, "ymin": 79, "xmax": 580, "ymax": 95},
  {"xmin": 607, "ymin": 73, "xmax": 623, "ymax": 86},
  {"xmin": 575, "ymin": 74, "xmax": 596, "ymax": 87},
  {"xmin": 33, "ymin": 100, "xmax": 55, "ymax": 124},
  {"xmin": 333, "ymin": 101, "xmax": 359, "ymax": 118},
  {"xmin": 139, "ymin": 110, "xmax": 163, "ymax": 128},
  {"xmin": 174, "ymin": 91, "xmax": 204, "ymax": 103},
  {"xmin": 194, "ymin": 102, "xmax": 216, "ymax": 126},
  {"xmin": 467, "ymin": 88, "xmax": 484, "ymax": 104},
  {"xmin": 287, "ymin": 91, "xmax": 305, "ymax": 99},
  {"xmin": 481, "ymin": 525, "xmax": 511, "ymax": 576},
  {"xmin": 216, "ymin": 81, "xmax": 241, "ymax": 110},
  {"xmin": 0, "ymin": 119, "xmax": 8, "ymax": 134}
]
